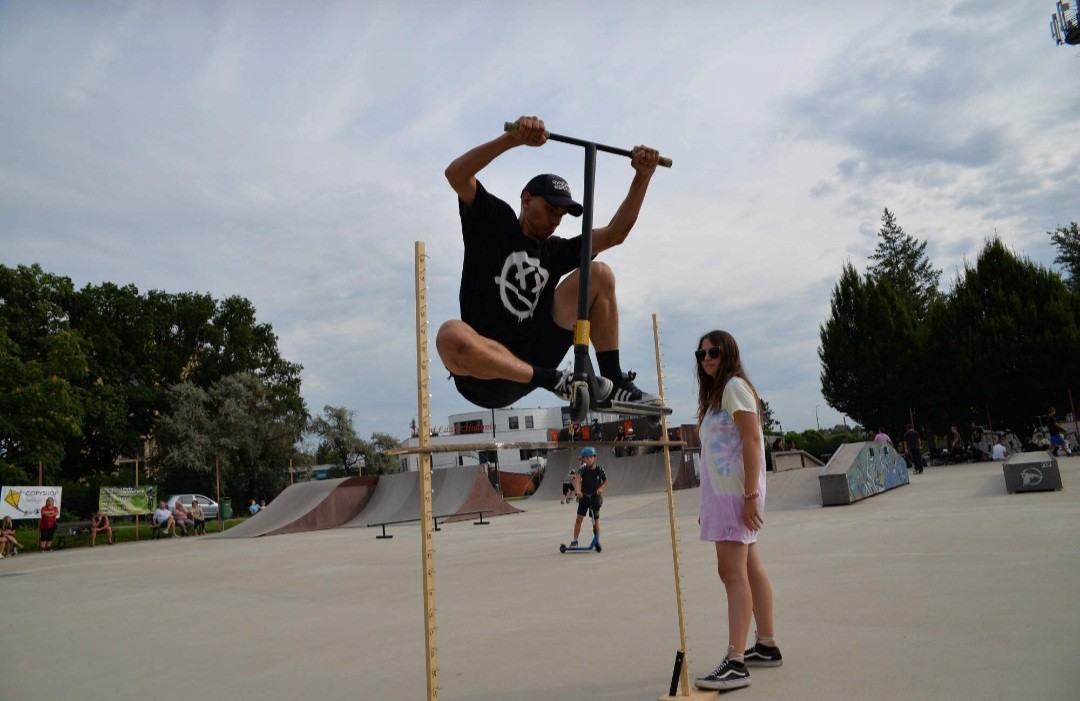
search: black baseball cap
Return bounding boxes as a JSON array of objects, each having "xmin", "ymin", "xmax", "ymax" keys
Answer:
[{"xmin": 522, "ymin": 174, "xmax": 583, "ymax": 217}]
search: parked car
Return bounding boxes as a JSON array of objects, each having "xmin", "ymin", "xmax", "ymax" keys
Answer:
[{"xmin": 166, "ymin": 494, "xmax": 219, "ymax": 520}]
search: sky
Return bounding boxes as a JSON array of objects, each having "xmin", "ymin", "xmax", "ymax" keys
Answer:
[{"xmin": 2, "ymin": 1, "xmax": 1078, "ymax": 440}]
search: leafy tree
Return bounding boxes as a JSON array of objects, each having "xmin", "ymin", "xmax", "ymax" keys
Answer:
[
  {"xmin": 759, "ymin": 398, "xmax": 779, "ymax": 434},
  {"xmin": 819, "ymin": 264, "xmax": 922, "ymax": 431},
  {"xmin": 362, "ymin": 432, "xmax": 405, "ymax": 475},
  {"xmin": 310, "ymin": 406, "xmax": 365, "ymax": 473},
  {"xmin": 0, "ymin": 265, "xmax": 87, "ymax": 483},
  {"xmin": 923, "ymin": 237, "xmax": 1080, "ymax": 433},
  {"xmin": 152, "ymin": 371, "xmax": 306, "ymax": 504},
  {"xmin": 1048, "ymin": 222, "xmax": 1080, "ymax": 293},
  {"xmin": 0, "ymin": 325, "xmax": 86, "ymax": 484},
  {"xmin": 868, "ymin": 208, "xmax": 941, "ymax": 316}
]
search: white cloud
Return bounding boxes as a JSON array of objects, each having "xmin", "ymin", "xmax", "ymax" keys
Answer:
[{"xmin": 2, "ymin": 0, "xmax": 1077, "ymax": 438}]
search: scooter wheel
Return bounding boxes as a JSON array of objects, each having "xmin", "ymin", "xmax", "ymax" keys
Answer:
[
  {"xmin": 570, "ymin": 384, "xmax": 589, "ymax": 423},
  {"xmin": 594, "ymin": 543, "xmax": 602, "ymax": 553},
  {"xmin": 560, "ymin": 544, "xmax": 567, "ymax": 553}
]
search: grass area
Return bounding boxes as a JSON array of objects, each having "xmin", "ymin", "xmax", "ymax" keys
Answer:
[{"xmin": 3, "ymin": 517, "xmax": 249, "ymax": 553}]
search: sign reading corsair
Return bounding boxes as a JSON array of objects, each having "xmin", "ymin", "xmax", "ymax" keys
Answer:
[{"xmin": 1002, "ymin": 452, "xmax": 1063, "ymax": 494}]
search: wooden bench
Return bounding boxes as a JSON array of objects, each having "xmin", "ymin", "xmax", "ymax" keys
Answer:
[
  {"xmin": 53, "ymin": 521, "xmax": 93, "ymax": 550},
  {"xmin": 367, "ymin": 510, "xmax": 492, "ymax": 539}
]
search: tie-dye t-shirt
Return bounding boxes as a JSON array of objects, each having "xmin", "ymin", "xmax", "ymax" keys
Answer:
[{"xmin": 698, "ymin": 376, "xmax": 766, "ymax": 544}]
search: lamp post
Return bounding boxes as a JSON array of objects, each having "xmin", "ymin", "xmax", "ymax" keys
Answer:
[{"xmin": 815, "ymin": 405, "xmax": 821, "ymax": 431}]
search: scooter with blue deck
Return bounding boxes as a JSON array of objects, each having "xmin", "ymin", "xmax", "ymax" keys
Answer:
[{"xmin": 560, "ymin": 503, "xmax": 602, "ymax": 554}]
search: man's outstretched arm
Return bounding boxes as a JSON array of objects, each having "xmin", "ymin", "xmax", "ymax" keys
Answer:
[
  {"xmin": 592, "ymin": 146, "xmax": 660, "ymax": 255},
  {"xmin": 445, "ymin": 115, "xmax": 548, "ymax": 208}
]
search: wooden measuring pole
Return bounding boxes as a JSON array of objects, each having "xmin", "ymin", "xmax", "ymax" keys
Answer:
[
  {"xmin": 654, "ymin": 314, "xmax": 716, "ymax": 701},
  {"xmin": 415, "ymin": 241, "xmax": 440, "ymax": 700}
]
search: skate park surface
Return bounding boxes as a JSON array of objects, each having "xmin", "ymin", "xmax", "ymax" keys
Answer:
[{"xmin": 2, "ymin": 457, "xmax": 1077, "ymax": 701}]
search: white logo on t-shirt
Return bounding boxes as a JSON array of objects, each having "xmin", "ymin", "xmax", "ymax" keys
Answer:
[{"xmin": 495, "ymin": 251, "xmax": 550, "ymax": 321}]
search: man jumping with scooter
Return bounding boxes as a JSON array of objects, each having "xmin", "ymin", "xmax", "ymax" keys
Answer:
[{"xmin": 438, "ymin": 115, "xmax": 662, "ymax": 410}]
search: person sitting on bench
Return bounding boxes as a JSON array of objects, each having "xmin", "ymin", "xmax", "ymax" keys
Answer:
[
  {"xmin": 437, "ymin": 114, "xmax": 663, "ymax": 411},
  {"xmin": 90, "ymin": 511, "xmax": 114, "ymax": 546},
  {"xmin": 152, "ymin": 501, "xmax": 178, "ymax": 537},
  {"xmin": 172, "ymin": 501, "xmax": 194, "ymax": 536}
]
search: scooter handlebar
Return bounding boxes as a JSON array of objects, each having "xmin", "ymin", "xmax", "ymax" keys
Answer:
[{"xmin": 503, "ymin": 121, "xmax": 673, "ymax": 168}]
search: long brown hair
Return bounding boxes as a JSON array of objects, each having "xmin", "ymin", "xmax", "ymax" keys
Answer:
[{"xmin": 695, "ymin": 330, "xmax": 761, "ymax": 425}]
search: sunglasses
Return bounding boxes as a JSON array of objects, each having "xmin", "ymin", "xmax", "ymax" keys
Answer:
[{"xmin": 695, "ymin": 347, "xmax": 721, "ymax": 361}]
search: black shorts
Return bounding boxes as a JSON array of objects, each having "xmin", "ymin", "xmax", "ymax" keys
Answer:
[
  {"xmin": 39, "ymin": 526, "xmax": 57, "ymax": 541},
  {"xmin": 453, "ymin": 314, "xmax": 573, "ymax": 409},
  {"xmin": 576, "ymin": 494, "xmax": 602, "ymax": 518}
]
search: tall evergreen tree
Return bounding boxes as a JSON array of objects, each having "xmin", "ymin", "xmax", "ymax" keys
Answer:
[
  {"xmin": 819, "ymin": 264, "xmax": 921, "ymax": 431},
  {"xmin": 868, "ymin": 208, "xmax": 941, "ymax": 316},
  {"xmin": 923, "ymin": 238, "xmax": 1080, "ymax": 433},
  {"xmin": 1048, "ymin": 222, "xmax": 1080, "ymax": 294}
]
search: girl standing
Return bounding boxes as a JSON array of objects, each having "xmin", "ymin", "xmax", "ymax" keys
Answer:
[{"xmin": 694, "ymin": 330, "xmax": 782, "ymax": 691}]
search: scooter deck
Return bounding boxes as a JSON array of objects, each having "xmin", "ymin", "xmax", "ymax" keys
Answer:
[
  {"xmin": 595, "ymin": 398, "xmax": 673, "ymax": 418},
  {"xmin": 559, "ymin": 541, "xmax": 602, "ymax": 553}
]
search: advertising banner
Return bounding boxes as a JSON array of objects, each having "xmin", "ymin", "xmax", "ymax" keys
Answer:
[
  {"xmin": 1, "ymin": 486, "xmax": 64, "ymax": 520},
  {"xmin": 99, "ymin": 486, "xmax": 156, "ymax": 516}
]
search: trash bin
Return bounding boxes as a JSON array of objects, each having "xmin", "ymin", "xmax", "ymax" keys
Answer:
[{"xmin": 220, "ymin": 499, "xmax": 232, "ymax": 519}]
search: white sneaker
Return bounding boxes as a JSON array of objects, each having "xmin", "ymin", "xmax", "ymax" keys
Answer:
[{"xmin": 552, "ymin": 366, "xmax": 614, "ymax": 403}]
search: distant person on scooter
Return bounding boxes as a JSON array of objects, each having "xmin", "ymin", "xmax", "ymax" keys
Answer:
[
  {"xmin": 570, "ymin": 447, "xmax": 606, "ymax": 547},
  {"xmin": 438, "ymin": 115, "xmax": 662, "ymax": 410},
  {"xmin": 1047, "ymin": 407, "xmax": 1073, "ymax": 457}
]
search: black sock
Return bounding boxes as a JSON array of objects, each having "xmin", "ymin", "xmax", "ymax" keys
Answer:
[
  {"xmin": 531, "ymin": 366, "xmax": 560, "ymax": 390},
  {"xmin": 596, "ymin": 350, "xmax": 621, "ymax": 380}
]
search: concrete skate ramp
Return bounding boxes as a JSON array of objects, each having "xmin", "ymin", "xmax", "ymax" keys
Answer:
[
  {"xmin": 529, "ymin": 449, "xmax": 684, "ymax": 500},
  {"xmin": 216, "ymin": 476, "xmax": 378, "ymax": 538},
  {"xmin": 765, "ymin": 464, "xmax": 825, "ymax": 510},
  {"xmin": 342, "ymin": 465, "xmax": 520, "ymax": 528},
  {"xmin": 819, "ymin": 441, "xmax": 909, "ymax": 506}
]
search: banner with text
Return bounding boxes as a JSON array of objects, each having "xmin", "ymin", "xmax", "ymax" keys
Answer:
[
  {"xmin": 98, "ymin": 486, "xmax": 157, "ymax": 516},
  {"xmin": 1, "ymin": 486, "xmax": 64, "ymax": 520}
]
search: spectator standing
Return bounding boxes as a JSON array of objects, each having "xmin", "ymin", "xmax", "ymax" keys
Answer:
[
  {"xmin": 903, "ymin": 425, "xmax": 924, "ymax": 474},
  {"xmin": 873, "ymin": 428, "xmax": 892, "ymax": 445},
  {"xmin": 248, "ymin": 499, "xmax": 260, "ymax": 516},
  {"xmin": 90, "ymin": 510, "xmax": 114, "ymax": 546},
  {"xmin": 693, "ymin": 330, "xmax": 782, "ymax": 691},
  {"xmin": 38, "ymin": 496, "xmax": 59, "ymax": 552}
]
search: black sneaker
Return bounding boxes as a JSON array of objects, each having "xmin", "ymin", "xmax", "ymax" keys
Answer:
[
  {"xmin": 607, "ymin": 370, "xmax": 661, "ymax": 406},
  {"xmin": 743, "ymin": 643, "xmax": 783, "ymax": 667},
  {"xmin": 552, "ymin": 367, "xmax": 613, "ymax": 403},
  {"xmin": 695, "ymin": 658, "xmax": 750, "ymax": 690}
]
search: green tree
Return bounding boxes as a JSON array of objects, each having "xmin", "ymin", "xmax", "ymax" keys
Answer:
[
  {"xmin": 868, "ymin": 208, "xmax": 941, "ymax": 316},
  {"xmin": 819, "ymin": 264, "xmax": 922, "ymax": 431},
  {"xmin": 0, "ymin": 264, "xmax": 87, "ymax": 483},
  {"xmin": 310, "ymin": 406, "xmax": 365, "ymax": 473},
  {"xmin": 362, "ymin": 432, "xmax": 404, "ymax": 475},
  {"xmin": 0, "ymin": 325, "xmax": 87, "ymax": 484},
  {"xmin": 153, "ymin": 372, "xmax": 306, "ymax": 504},
  {"xmin": 923, "ymin": 237, "xmax": 1080, "ymax": 432},
  {"xmin": 1048, "ymin": 222, "xmax": 1080, "ymax": 293}
]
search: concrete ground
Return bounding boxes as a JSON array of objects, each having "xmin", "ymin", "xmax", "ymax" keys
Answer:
[{"xmin": 2, "ymin": 457, "xmax": 1077, "ymax": 701}]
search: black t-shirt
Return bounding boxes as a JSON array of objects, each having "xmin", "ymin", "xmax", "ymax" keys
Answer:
[
  {"xmin": 458, "ymin": 181, "xmax": 581, "ymax": 342},
  {"xmin": 577, "ymin": 465, "xmax": 607, "ymax": 496}
]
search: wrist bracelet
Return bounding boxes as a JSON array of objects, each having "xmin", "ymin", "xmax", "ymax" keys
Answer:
[{"xmin": 742, "ymin": 492, "xmax": 760, "ymax": 500}]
